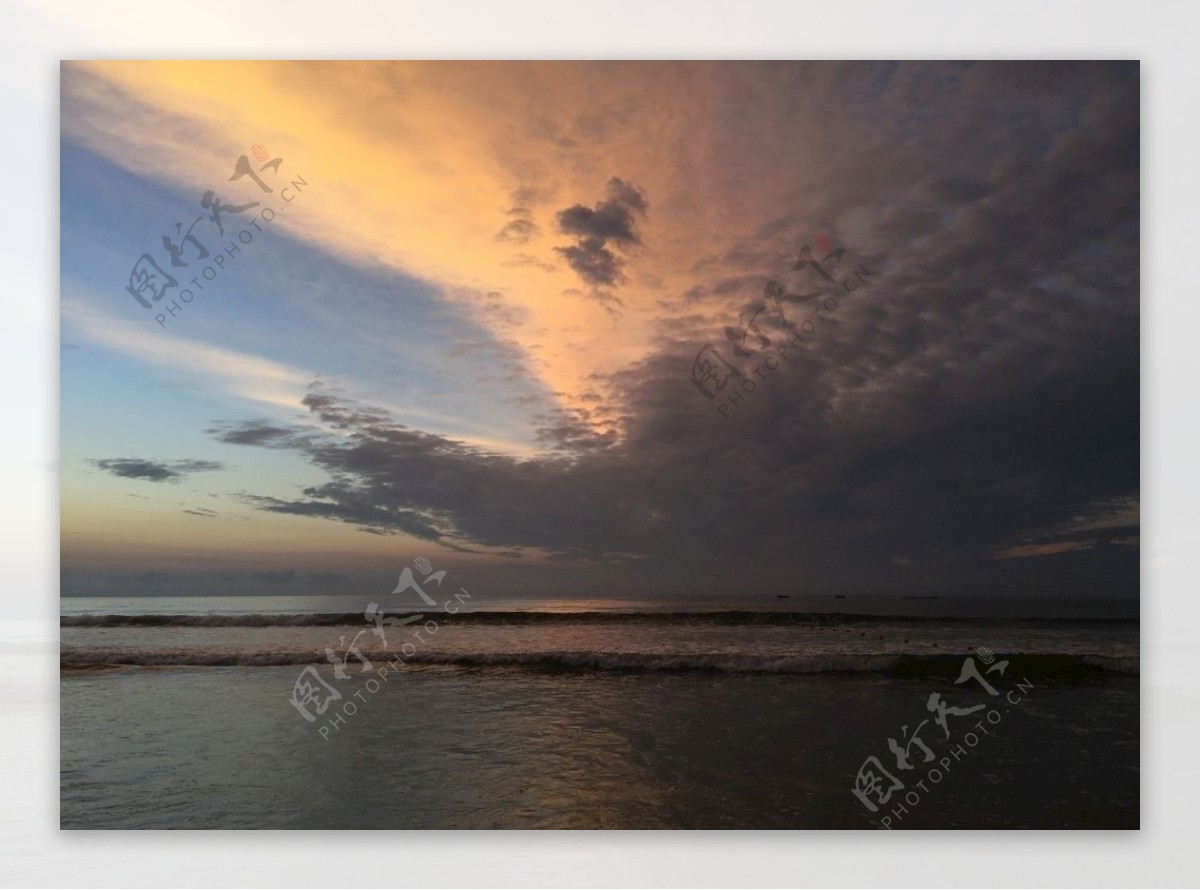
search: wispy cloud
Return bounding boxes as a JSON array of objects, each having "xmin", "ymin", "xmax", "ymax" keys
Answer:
[
  {"xmin": 62, "ymin": 296, "xmax": 312, "ymax": 411},
  {"xmin": 1066, "ymin": 496, "xmax": 1140, "ymax": 532},
  {"xmin": 182, "ymin": 507, "xmax": 219, "ymax": 517},
  {"xmin": 990, "ymin": 496, "xmax": 1139, "ymax": 560},
  {"xmin": 993, "ymin": 540, "xmax": 1097, "ymax": 560}
]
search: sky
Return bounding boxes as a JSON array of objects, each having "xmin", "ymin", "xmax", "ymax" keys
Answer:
[{"xmin": 59, "ymin": 60, "xmax": 1140, "ymax": 599}]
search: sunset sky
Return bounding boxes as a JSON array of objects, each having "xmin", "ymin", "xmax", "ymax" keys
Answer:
[{"xmin": 59, "ymin": 60, "xmax": 1140, "ymax": 599}]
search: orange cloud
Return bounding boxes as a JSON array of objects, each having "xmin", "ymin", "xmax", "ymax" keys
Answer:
[{"xmin": 62, "ymin": 61, "xmax": 828, "ymax": 438}]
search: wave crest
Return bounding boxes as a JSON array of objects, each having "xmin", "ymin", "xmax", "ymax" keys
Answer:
[
  {"xmin": 60, "ymin": 610, "xmax": 1138, "ymax": 628},
  {"xmin": 59, "ymin": 649, "xmax": 1138, "ymax": 676}
]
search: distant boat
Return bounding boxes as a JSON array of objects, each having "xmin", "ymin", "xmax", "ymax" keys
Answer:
[
  {"xmin": 777, "ymin": 594, "xmax": 790, "ymax": 599},
  {"xmin": 834, "ymin": 595, "xmax": 846, "ymax": 599}
]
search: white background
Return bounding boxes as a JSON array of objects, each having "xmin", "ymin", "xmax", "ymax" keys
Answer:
[{"xmin": 0, "ymin": 0, "xmax": 1194, "ymax": 886}]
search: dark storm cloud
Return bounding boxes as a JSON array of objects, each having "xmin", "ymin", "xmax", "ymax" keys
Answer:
[
  {"xmin": 215, "ymin": 62, "xmax": 1139, "ymax": 596},
  {"xmin": 89, "ymin": 458, "xmax": 224, "ymax": 482},
  {"xmin": 555, "ymin": 177, "xmax": 647, "ymax": 286}
]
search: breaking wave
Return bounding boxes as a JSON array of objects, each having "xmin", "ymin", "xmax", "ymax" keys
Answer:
[{"xmin": 59, "ymin": 648, "xmax": 1138, "ymax": 676}]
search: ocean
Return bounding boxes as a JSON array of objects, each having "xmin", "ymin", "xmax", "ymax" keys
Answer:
[{"xmin": 60, "ymin": 593, "xmax": 1139, "ymax": 829}]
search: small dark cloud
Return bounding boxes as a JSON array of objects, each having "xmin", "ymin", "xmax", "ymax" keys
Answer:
[
  {"xmin": 557, "ymin": 238, "xmax": 623, "ymax": 287},
  {"xmin": 555, "ymin": 177, "xmax": 647, "ymax": 287},
  {"xmin": 209, "ymin": 421, "xmax": 299, "ymax": 447},
  {"xmin": 183, "ymin": 507, "xmax": 218, "ymax": 517},
  {"xmin": 496, "ymin": 217, "xmax": 539, "ymax": 244},
  {"xmin": 496, "ymin": 188, "xmax": 543, "ymax": 244},
  {"xmin": 557, "ymin": 181, "xmax": 645, "ymax": 243},
  {"xmin": 90, "ymin": 458, "xmax": 224, "ymax": 483}
]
